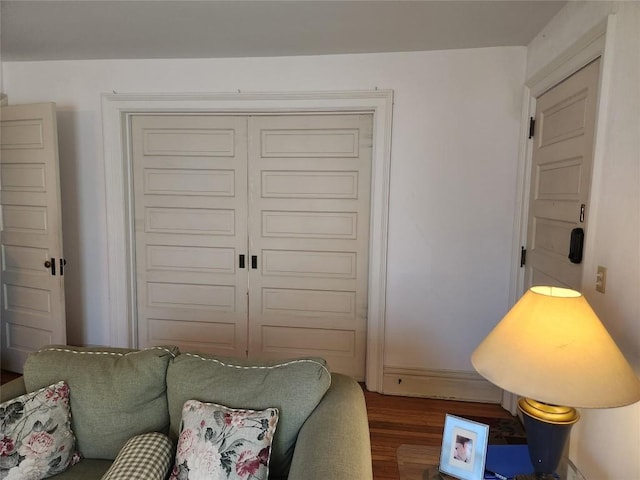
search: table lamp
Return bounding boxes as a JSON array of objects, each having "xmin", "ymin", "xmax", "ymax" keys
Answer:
[{"xmin": 471, "ymin": 286, "xmax": 640, "ymax": 479}]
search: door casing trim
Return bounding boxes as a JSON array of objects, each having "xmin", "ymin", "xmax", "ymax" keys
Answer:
[{"xmin": 101, "ymin": 90, "xmax": 393, "ymax": 391}]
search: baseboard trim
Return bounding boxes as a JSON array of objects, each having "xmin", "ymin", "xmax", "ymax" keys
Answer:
[{"xmin": 382, "ymin": 366, "xmax": 502, "ymax": 403}]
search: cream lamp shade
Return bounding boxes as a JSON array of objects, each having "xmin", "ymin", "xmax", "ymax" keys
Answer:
[{"xmin": 471, "ymin": 286, "xmax": 640, "ymax": 408}]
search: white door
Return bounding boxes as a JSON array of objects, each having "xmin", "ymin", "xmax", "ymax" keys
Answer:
[
  {"xmin": 130, "ymin": 113, "xmax": 372, "ymax": 378},
  {"xmin": 131, "ymin": 115, "xmax": 249, "ymax": 357},
  {"xmin": 0, "ymin": 103, "xmax": 66, "ymax": 372},
  {"xmin": 247, "ymin": 115, "xmax": 372, "ymax": 379},
  {"xmin": 525, "ymin": 59, "xmax": 600, "ymax": 290}
]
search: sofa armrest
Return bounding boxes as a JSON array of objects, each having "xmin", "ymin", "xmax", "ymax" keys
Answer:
[
  {"xmin": 288, "ymin": 373, "xmax": 373, "ymax": 480},
  {"xmin": 0, "ymin": 376, "xmax": 26, "ymax": 403}
]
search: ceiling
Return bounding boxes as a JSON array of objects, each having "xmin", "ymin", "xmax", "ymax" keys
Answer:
[{"xmin": 0, "ymin": 1, "xmax": 567, "ymax": 62}]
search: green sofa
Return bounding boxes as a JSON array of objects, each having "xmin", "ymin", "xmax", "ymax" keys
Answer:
[{"xmin": 0, "ymin": 345, "xmax": 373, "ymax": 479}]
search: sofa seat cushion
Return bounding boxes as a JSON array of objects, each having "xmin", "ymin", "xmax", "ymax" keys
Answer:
[
  {"xmin": 166, "ymin": 353, "xmax": 331, "ymax": 478},
  {"xmin": 23, "ymin": 345, "xmax": 179, "ymax": 460},
  {"xmin": 43, "ymin": 459, "xmax": 113, "ymax": 479}
]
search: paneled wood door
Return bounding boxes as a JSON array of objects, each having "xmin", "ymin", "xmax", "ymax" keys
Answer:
[
  {"xmin": 525, "ymin": 59, "xmax": 600, "ymax": 290},
  {"xmin": 0, "ymin": 103, "xmax": 66, "ymax": 372},
  {"xmin": 131, "ymin": 115, "xmax": 249, "ymax": 358},
  {"xmin": 131, "ymin": 113, "xmax": 372, "ymax": 378},
  {"xmin": 247, "ymin": 115, "xmax": 371, "ymax": 378}
]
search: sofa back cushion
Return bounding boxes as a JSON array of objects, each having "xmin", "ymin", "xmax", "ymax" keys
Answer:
[
  {"xmin": 166, "ymin": 353, "xmax": 331, "ymax": 478},
  {"xmin": 23, "ymin": 345, "xmax": 178, "ymax": 460}
]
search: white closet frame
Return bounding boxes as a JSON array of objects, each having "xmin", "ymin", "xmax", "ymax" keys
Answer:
[{"xmin": 101, "ymin": 90, "xmax": 393, "ymax": 392}]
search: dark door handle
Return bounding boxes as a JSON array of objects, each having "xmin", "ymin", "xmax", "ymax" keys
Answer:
[
  {"xmin": 239, "ymin": 254, "xmax": 245, "ymax": 269},
  {"xmin": 251, "ymin": 255, "xmax": 258, "ymax": 269},
  {"xmin": 44, "ymin": 257, "xmax": 56, "ymax": 275},
  {"xmin": 568, "ymin": 228, "xmax": 584, "ymax": 264}
]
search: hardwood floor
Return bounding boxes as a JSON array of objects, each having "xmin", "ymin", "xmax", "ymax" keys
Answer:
[
  {"xmin": 1, "ymin": 370, "xmax": 513, "ymax": 480},
  {"xmin": 1, "ymin": 369, "xmax": 20, "ymax": 384}
]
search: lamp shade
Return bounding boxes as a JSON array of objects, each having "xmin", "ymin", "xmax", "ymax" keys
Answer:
[{"xmin": 472, "ymin": 286, "xmax": 640, "ymax": 408}]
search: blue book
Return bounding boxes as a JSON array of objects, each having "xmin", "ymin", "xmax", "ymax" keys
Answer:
[{"xmin": 484, "ymin": 445, "xmax": 534, "ymax": 480}]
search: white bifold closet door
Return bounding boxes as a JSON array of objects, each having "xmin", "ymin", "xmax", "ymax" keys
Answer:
[
  {"xmin": 131, "ymin": 116, "xmax": 250, "ymax": 359},
  {"xmin": 131, "ymin": 113, "xmax": 371, "ymax": 379}
]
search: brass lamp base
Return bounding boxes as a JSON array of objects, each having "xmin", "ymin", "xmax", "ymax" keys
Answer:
[
  {"xmin": 518, "ymin": 398, "xmax": 580, "ymax": 478},
  {"xmin": 518, "ymin": 398, "xmax": 580, "ymax": 424}
]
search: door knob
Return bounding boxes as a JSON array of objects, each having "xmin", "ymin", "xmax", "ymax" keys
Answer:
[{"xmin": 44, "ymin": 258, "xmax": 56, "ymax": 275}]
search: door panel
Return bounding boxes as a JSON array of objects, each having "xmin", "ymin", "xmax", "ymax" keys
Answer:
[
  {"xmin": 261, "ymin": 250, "xmax": 357, "ymax": 278},
  {"xmin": 1, "ymin": 103, "xmax": 66, "ymax": 372},
  {"xmin": 525, "ymin": 59, "xmax": 600, "ymax": 290},
  {"xmin": 147, "ymin": 318, "xmax": 236, "ymax": 350},
  {"xmin": 247, "ymin": 114, "xmax": 372, "ymax": 379},
  {"xmin": 131, "ymin": 115, "xmax": 249, "ymax": 357}
]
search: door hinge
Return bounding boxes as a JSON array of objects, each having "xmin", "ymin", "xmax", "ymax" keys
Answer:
[
  {"xmin": 528, "ymin": 117, "xmax": 535, "ymax": 139},
  {"xmin": 520, "ymin": 247, "xmax": 527, "ymax": 267}
]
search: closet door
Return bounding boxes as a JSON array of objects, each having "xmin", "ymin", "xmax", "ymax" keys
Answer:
[
  {"xmin": 131, "ymin": 115, "xmax": 249, "ymax": 357},
  {"xmin": 247, "ymin": 114, "xmax": 372, "ymax": 379}
]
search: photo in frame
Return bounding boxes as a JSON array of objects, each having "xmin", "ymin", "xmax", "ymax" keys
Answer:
[{"xmin": 439, "ymin": 414, "xmax": 490, "ymax": 480}]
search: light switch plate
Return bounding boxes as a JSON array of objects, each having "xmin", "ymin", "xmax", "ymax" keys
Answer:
[{"xmin": 596, "ymin": 266, "xmax": 607, "ymax": 293}]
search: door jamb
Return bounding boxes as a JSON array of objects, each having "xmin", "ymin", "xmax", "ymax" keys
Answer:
[
  {"xmin": 506, "ymin": 16, "xmax": 614, "ymax": 413},
  {"xmin": 101, "ymin": 90, "xmax": 393, "ymax": 392}
]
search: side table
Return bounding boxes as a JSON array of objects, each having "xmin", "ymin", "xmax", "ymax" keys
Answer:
[{"xmin": 396, "ymin": 444, "xmax": 586, "ymax": 480}]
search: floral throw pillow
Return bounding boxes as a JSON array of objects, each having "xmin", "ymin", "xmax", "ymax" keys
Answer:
[
  {"xmin": 0, "ymin": 381, "xmax": 80, "ymax": 480},
  {"xmin": 170, "ymin": 400, "xmax": 279, "ymax": 480}
]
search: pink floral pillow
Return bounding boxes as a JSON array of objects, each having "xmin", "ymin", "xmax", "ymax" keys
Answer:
[
  {"xmin": 0, "ymin": 381, "xmax": 80, "ymax": 480},
  {"xmin": 170, "ymin": 400, "xmax": 279, "ymax": 480}
]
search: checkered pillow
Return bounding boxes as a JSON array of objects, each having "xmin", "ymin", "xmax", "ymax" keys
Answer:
[{"xmin": 101, "ymin": 432, "xmax": 173, "ymax": 480}]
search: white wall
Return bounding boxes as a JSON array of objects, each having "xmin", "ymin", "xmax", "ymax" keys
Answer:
[
  {"xmin": 528, "ymin": 3, "xmax": 640, "ymax": 479},
  {"xmin": 1, "ymin": 46, "xmax": 526, "ymax": 375},
  {"xmin": 0, "ymin": 5, "xmax": 3, "ymax": 95}
]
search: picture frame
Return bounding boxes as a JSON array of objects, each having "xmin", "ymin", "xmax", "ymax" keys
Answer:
[{"xmin": 439, "ymin": 414, "xmax": 490, "ymax": 480}]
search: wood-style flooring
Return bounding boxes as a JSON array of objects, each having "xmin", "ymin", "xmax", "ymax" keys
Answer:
[
  {"xmin": 1, "ymin": 369, "xmax": 20, "ymax": 385},
  {"xmin": 1, "ymin": 370, "xmax": 512, "ymax": 480}
]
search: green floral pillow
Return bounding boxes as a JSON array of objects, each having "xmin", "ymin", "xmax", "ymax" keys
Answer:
[
  {"xmin": 0, "ymin": 381, "xmax": 80, "ymax": 480},
  {"xmin": 169, "ymin": 400, "xmax": 279, "ymax": 480}
]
